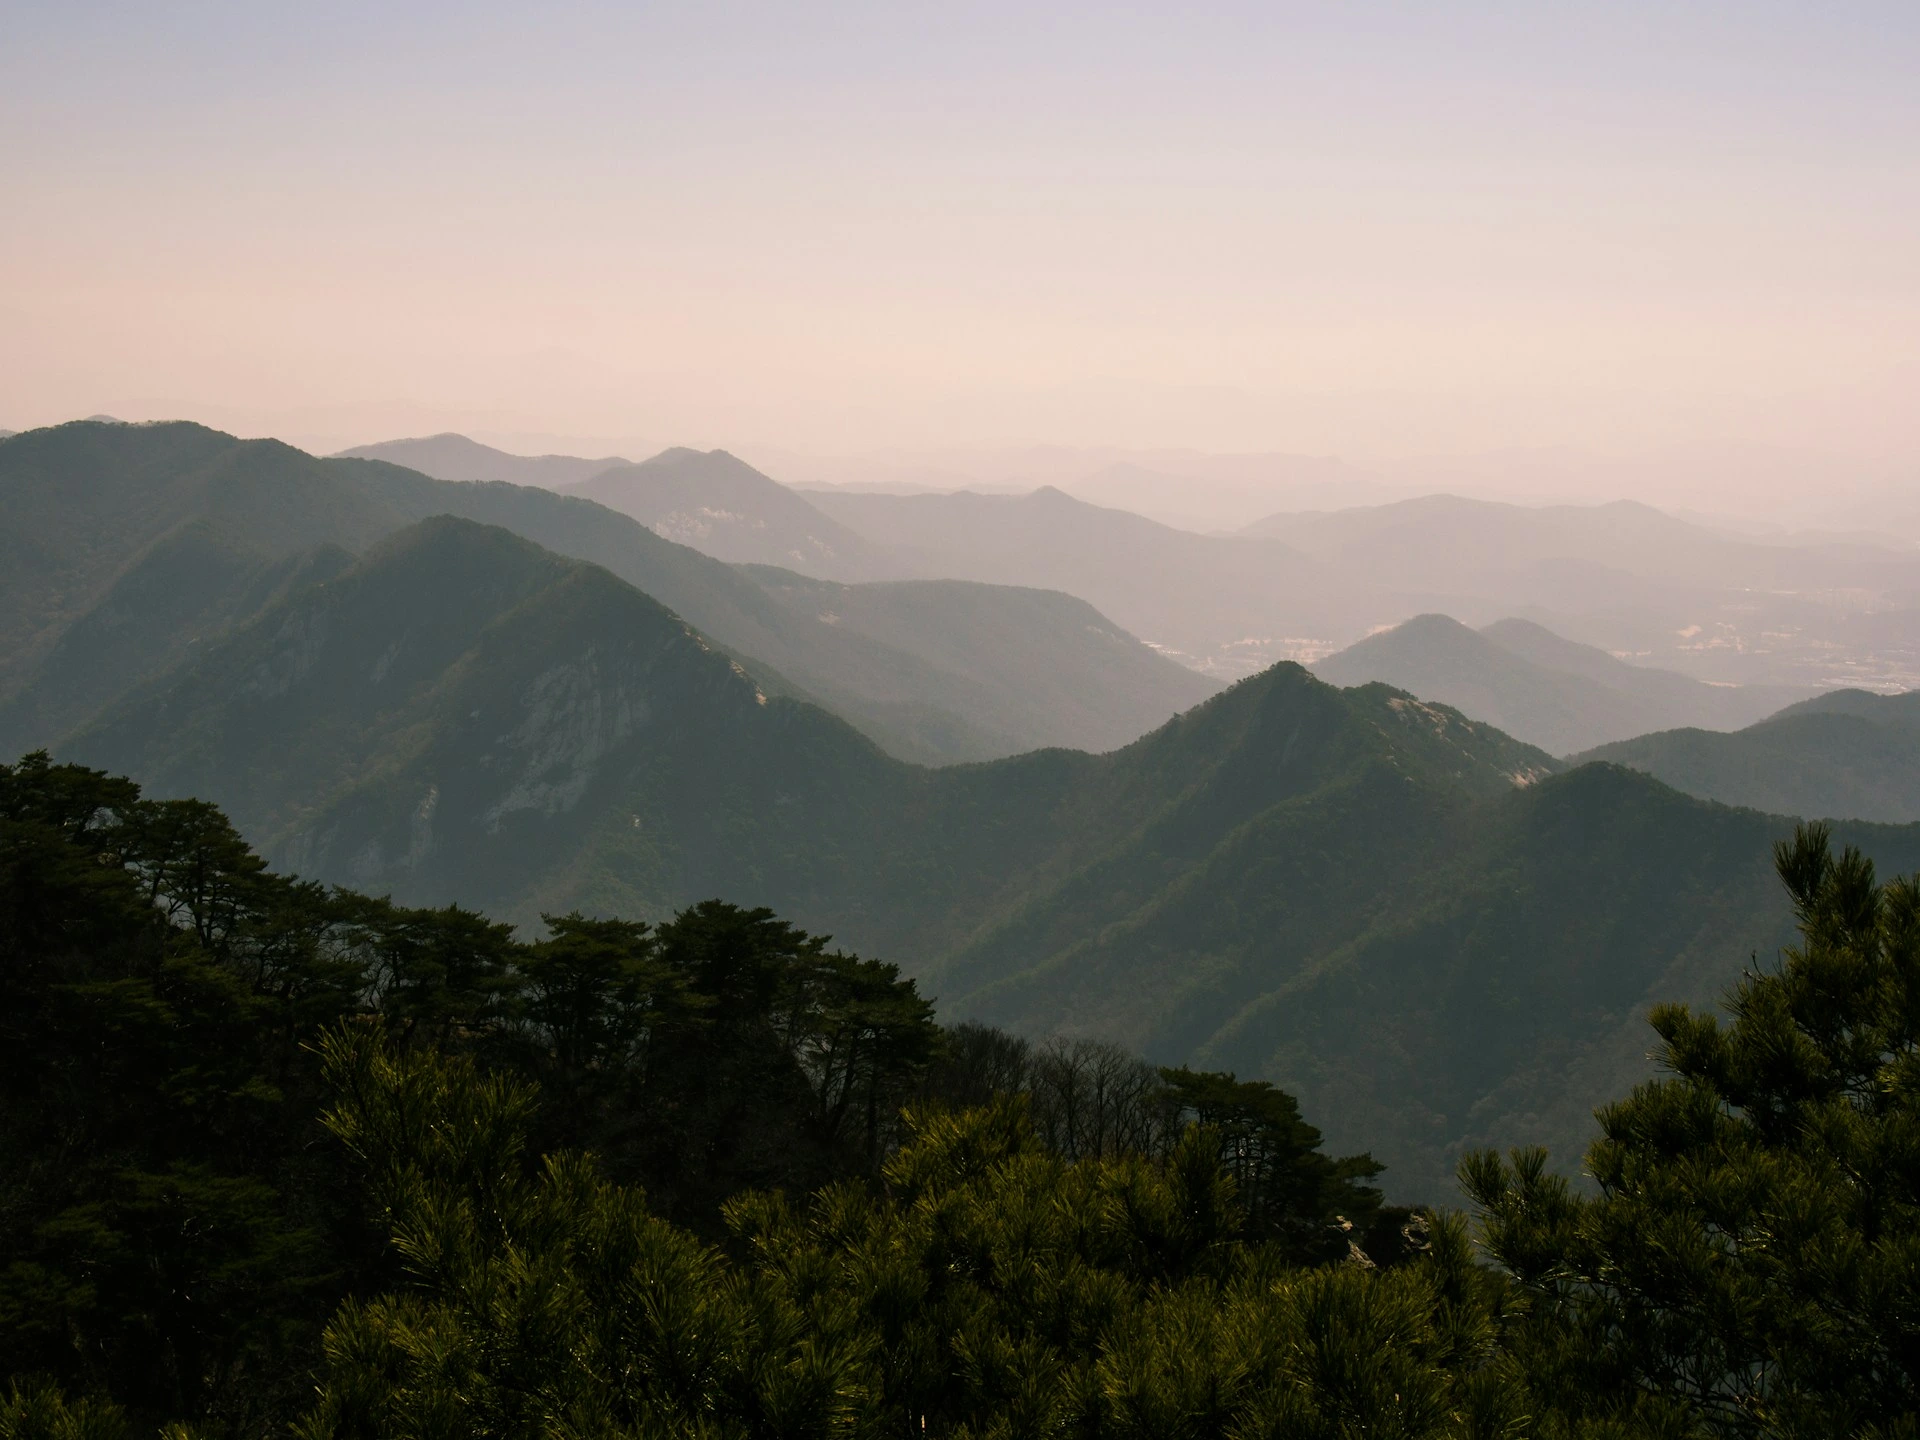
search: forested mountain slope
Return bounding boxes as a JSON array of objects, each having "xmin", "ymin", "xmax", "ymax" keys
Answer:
[
  {"xmin": 20, "ymin": 746, "xmax": 1899, "ymax": 1438},
  {"xmin": 0, "ymin": 422, "xmax": 411, "ymax": 749},
  {"xmin": 1314, "ymin": 613, "xmax": 1808, "ymax": 754},
  {"xmin": 1580, "ymin": 686, "xmax": 1920, "ymax": 821},
  {"xmin": 62, "ymin": 515, "xmax": 1917, "ymax": 1197},
  {"xmin": 0, "ymin": 421, "xmax": 1206, "ymax": 763}
]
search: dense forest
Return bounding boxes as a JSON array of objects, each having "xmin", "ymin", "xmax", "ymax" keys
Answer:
[{"xmin": 3, "ymin": 751, "xmax": 1916, "ymax": 1438}]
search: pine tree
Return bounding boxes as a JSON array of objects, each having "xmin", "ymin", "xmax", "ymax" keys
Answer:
[{"xmin": 1464, "ymin": 822, "xmax": 1920, "ymax": 1439}]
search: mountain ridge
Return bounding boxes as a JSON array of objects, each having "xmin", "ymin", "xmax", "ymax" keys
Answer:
[
  {"xmin": 334, "ymin": 432, "xmax": 633, "ymax": 488},
  {"xmin": 563, "ymin": 447, "xmax": 900, "ymax": 580},
  {"xmin": 1578, "ymin": 687, "xmax": 1920, "ymax": 821},
  {"xmin": 1313, "ymin": 613, "xmax": 1811, "ymax": 754},
  {"xmin": 0, "ymin": 421, "xmax": 1211, "ymax": 765}
]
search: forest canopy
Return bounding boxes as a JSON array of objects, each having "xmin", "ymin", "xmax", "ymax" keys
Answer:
[{"xmin": 1, "ymin": 753, "xmax": 1914, "ymax": 1439}]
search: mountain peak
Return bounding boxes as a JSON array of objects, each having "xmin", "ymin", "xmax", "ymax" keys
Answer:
[
  {"xmin": 566, "ymin": 449, "xmax": 896, "ymax": 581},
  {"xmin": 1316, "ymin": 613, "xmax": 1810, "ymax": 756}
]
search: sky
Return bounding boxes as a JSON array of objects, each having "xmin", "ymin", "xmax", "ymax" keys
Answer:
[{"xmin": 3, "ymin": 1, "xmax": 1918, "ymax": 500}]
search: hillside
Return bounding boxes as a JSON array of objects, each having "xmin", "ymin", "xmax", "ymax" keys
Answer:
[
  {"xmin": 62, "ymin": 516, "xmax": 1917, "ymax": 1198},
  {"xmin": 335, "ymin": 432, "xmax": 631, "ymax": 487},
  {"xmin": 0, "ymin": 421, "xmax": 413, "ymax": 748},
  {"xmin": 1579, "ymin": 687, "xmax": 1920, "ymax": 821},
  {"xmin": 70, "ymin": 518, "xmax": 817, "ymax": 916},
  {"xmin": 565, "ymin": 448, "xmax": 898, "ymax": 579},
  {"xmin": 0, "ymin": 421, "xmax": 1206, "ymax": 764},
  {"xmin": 739, "ymin": 566, "xmax": 1218, "ymax": 755},
  {"xmin": 1313, "ymin": 613, "xmax": 1809, "ymax": 754}
]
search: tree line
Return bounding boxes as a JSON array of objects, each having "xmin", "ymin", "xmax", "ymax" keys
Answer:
[{"xmin": 2, "ymin": 752, "xmax": 1915, "ymax": 1438}]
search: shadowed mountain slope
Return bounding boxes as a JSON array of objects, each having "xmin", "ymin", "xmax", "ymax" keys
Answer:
[
  {"xmin": 0, "ymin": 422, "xmax": 413, "ymax": 749},
  {"xmin": 61, "ymin": 515, "xmax": 1920, "ymax": 1197},
  {"xmin": 1313, "ymin": 614, "xmax": 1810, "ymax": 755},
  {"xmin": 335, "ymin": 432, "xmax": 631, "ymax": 488},
  {"xmin": 0, "ymin": 421, "xmax": 1204, "ymax": 764},
  {"xmin": 1579, "ymin": 687, "xmax": 1920, "ymax": 822},
  {"xmin": 565, "ymin": 448, "xmax": 898, "ymax": 579}
]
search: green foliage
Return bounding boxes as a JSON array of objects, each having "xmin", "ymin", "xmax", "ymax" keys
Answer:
[
  {"xmin": 1160, "ymin": 1065, "xmax": 1397, "ymax": 1265},
  {"xmin": 0, "ymin": 755, "xmax": 335, "ymax": 1434},
  {"xmin": 0, "ymin": 755, "xmax": 944, "ymax": 1435},
  {"xmin": 307, "ymin": 1037, "xmax": 1519, "ymax": 1439},
  {"xmin": 0, "ymin": 1382, "xmax": 133, "ymax": 1440},
  {"xmin": 302, "ymin": 1030, "xmax": 873, "ymax": 1440},
  {"xmin": 1463, "ymin": 821, "xmax": 1920, "ymax": 1438}
]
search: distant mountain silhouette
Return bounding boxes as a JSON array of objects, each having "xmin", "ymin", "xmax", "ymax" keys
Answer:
[
  {"xmin": 1241, "ymin": 492, "xmax": 1906, "ymax": 592},
  {"xmin": 336, "ymin": 432, "xmax": 631, "ymax": 489},
  {"xmin": 808, "ymin": 486, "xmax": 1363, "ymax": 678},
  {"xmin": 738, "ymin": 565, "xmax": 1215, "ymax": 755},
  {"xmin": 565, "ymin": 448, "xmax": 899, "ymax": 579},
  {"xmin": 1579, "ymin": 688, "xmax": 1920, "ymax": 822},
  {"xmin": 0, "ymin": 421, "xmax": 1209, "ymax": 766},
  {"xmin": 1244, "ymin": 494, "xmax": 1920, "ymax": 686},
  {"xmin": 1056, "ymin": 456, "xmax": 1392, "ymax": 531},
  {"xmin": 1313, "ymin": 614, "xmax": 1811, "ymax": 755},
  {"xmin": 816, "ymin": 486, "xmax": 1920, "ymax": 688}
]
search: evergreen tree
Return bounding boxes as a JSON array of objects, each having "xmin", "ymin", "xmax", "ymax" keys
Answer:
[
  {"xmin": 299, "ymin": 1028, "xmax": 872, "ymax": 1440},
  {"xmin": 1161, "ymin": 1065, "xmax": 1400, "ymax": 1264},
  {"xmin": 0, "ymin": 755, "xmax": 344, "ymax": 1435},
  {"xmin": 1464, "ymin": 822, "xmax": 1920, "ymax": 1438}
]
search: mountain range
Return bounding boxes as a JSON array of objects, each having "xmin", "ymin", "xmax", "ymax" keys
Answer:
[
  {"xmin": 806, "ymin": 484, "xmax": 1359, "ymax": 676},
  {"xmin": 14, "ymin": 446, "xmax": 1905, "ymax": 1194},
  {"xmin": 1579, "ymin": 689, "xmax": 1920, "ymax": 823},
  {"xmin": 561, "ymin": 447, "xmax": 899, "ymax": 578},
  {"xmin": 1313, "ymin": 613, "xmax": 1811, "ymax": 755},
  {"xmin": 1244, "ymin": 493, "xmax": 1920, "ymax": 687},
  {"xmin": 0, "ymin": 422, "xmax": 1213, "ymax": 766},
  {"xmin": 14, "ymin": 418, "xmax": 1920, "ymax": 1198},
  {"xmin": 335, "ymin": 433, "xmax": 1920, "ymax": 692},
  {"xmin": 336, "ymin": 432, "xmax": 632, "ymax": 488}
]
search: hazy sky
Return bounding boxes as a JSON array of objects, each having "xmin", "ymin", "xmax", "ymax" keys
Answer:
[{"xmin": 4, "ymin": 2, "xmax": 1917, "ymax": 476}]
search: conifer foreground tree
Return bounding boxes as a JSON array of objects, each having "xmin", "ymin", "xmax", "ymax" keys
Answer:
[
  {"xmin": 1464, "ymin": 822, "xmax": 1920, "ymax": 1439},
  {"xmin": 301, "ymin": 1028, "xmax": 1525, "ymax": 1440}
]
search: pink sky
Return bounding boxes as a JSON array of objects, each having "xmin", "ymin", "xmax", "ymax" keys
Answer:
[{"xmin": 4, "ymin": 2, "xmax": 1916, "ymax": 497}]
